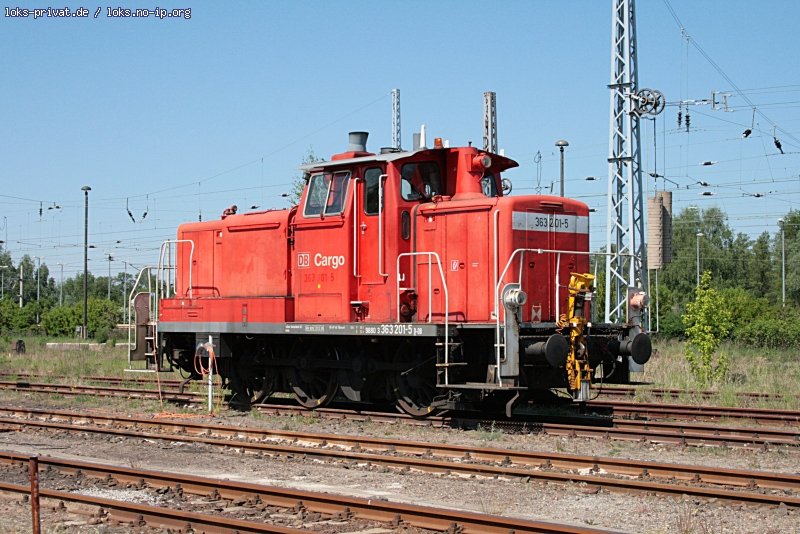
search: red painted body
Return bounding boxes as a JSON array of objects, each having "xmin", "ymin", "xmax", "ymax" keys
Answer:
[{"xmin": 160, "ymin": 147, "xmax": 589, "ymax": 327}]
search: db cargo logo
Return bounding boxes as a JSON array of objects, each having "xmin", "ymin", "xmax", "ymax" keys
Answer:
[{"xmin": 297, "ymin": 252, "xmax": 346, "ymax": 269}]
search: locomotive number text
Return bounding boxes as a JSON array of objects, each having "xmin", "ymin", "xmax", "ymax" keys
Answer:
[
  {"xmin": 363, "ymin": 323, "xmax": 424, "ymax": 336},
  {"xmin": 303, "ymin": 272, "xmax": 335, "ymax": 282},
  {"xmin": 533, "ymin": 215, "xmax": 569, "ymax": 229}
]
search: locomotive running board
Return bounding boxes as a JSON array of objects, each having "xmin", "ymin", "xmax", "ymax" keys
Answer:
[
  {"xmin": 157, "ymin": 321, "xmax": 448, "ymax": 337},
  {"xmin": 440, "ymin": 383, "xmax": 526, "ymax": 390}
]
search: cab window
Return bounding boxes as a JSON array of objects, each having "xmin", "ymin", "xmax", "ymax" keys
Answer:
[
  {"xmin": 304, "ymin": 171, "xmax": 351, "ymax": 217},
  {"xmin": 363, "ymin": 167, "xmax": 383, "ymax": 215},
  {"xmin": 401, "ymin": 161, "xmax": 442, "ymax": 201}
]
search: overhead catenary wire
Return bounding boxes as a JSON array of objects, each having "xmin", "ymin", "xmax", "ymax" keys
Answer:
[{"xmin": 662, "ymin": 0, "xmax": 800, "ymax": 148}]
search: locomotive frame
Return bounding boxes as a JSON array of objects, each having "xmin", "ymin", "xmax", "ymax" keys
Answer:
[{"xmin": 128, "ymin": 132, "xmax": 651, "ymax": 415}]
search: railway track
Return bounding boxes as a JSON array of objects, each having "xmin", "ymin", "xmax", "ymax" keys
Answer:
[
  {"xmin": 584, "ymin": 399, "xmax": 800, "ymax": 426},
  {"xmin": 0, "ymin": 372, "xmax": 184, "ymax": 389},
  {"xmin": 598, "ymin": 385, "xmax": 784, "ymax": 403},
  {"xmin": 0, "ymin": 379, "xmax": 198, "ymax": 403},
  {"xmin": 4, "ymin": 373, "xmax": 787, "ymax": 407},
  {"xmin": 1, "ymin": 380, "xmax": 799, "ymax": 447},
  {"xmin": 1, "ymin": 406, "xmax": 799, "ymax": 508},
  {"xmin": 3, "ymin": 374, "xmax": 799, "ymax": 427},
  {"xmin": 258, "ymin": 404, "xmax": 800, "ymax": 448},
  {"xmin": 0, "ymin": 450, "xmax": 603, "ymax": 534}
]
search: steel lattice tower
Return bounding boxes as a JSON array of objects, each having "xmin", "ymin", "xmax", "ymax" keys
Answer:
[
  {"xmin": 605, "ymin": 0, "xmax": 646, "ymax": 324},
  {"xmin": 483, "ymin": 91, "xmax": 497, "ymax": 154},
  {"xmin": 391, "ymin": 89, "xmax": 401, "ymax": 150}
]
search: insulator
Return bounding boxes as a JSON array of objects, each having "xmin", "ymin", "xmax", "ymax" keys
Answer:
[{"xmin": 677, "ymin": 110, "xmax": 682, "ymax": 127}]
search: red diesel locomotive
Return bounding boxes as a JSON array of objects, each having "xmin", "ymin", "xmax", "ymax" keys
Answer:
[{"xmin": 130, "ymin": 132, "xmax": 651, "ymax": 415}]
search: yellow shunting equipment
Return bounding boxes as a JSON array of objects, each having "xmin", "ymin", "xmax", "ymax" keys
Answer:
[{"xmin": 565, "ymin": 273, "xmax": 594, "ymax": 396}]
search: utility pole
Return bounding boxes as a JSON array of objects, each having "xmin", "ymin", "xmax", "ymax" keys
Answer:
[
  {"xmin": 696, "ymin": 232, "xmax": 703, "ymax": 287},
  {"xmin": 106, "ymin": 253, "xmax": 113, "ymax": 300},
  {"xmin": 57, "ymin": 263, "xmax": 63, "ymax": 306},
  {"xmin": 35, "ymin": 256, "xmax": 42, "ymax": 324},
  {"xmin": 82, "ymin": 185, "xmax": 91, "ymax": 339},
  {"xmin": 19, "ymin": 264, "xmax": 23, "ymax": 308},
  {"xmin": 35, "ymin": 257, "xmax": 41, "ymax": 303},
  {"xmin": 122, "ymin": 260, "xmax": 128, "ymax": 325},
  {"xmin": 556, "ymin": 140, "xmax": 569, "ymax": 196},
  {"xmin": 779, "ymin": 218, "xmax": 786, "ymax": 306}
]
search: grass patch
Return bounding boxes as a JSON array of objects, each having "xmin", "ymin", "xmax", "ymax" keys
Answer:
[
  {"xmin": 474, "ymin": 422, "xmax": 503, "ymax": 441},
  {"xmin": 639, "ymin": 339, "xmax": 800, "ymax": 410}
]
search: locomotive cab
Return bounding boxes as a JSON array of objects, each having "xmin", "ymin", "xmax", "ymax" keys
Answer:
[{"xmin": 143, "ymin": 130, "xmax": 650, "ymax": 415}]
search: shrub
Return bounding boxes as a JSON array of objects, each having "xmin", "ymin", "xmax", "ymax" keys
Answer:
[
  {"xmin": 682, "ymin": 271, "xmax": 733, "ymax": 386},
  {"xmin": 736, "ymin": 308, "xmax": 800, "ymax": 348},
  {"xmin": 42, "ymin": 306, "xmax": 80, "ymax": 337},
  {"xmin": 86, "ymin": 298, "xmax": 120, "ymax": 339}
]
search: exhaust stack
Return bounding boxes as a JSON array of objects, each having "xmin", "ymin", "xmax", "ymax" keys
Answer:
[{"xmin": 348, "ymin": 131, "xmax": 369, "ymax": 152}]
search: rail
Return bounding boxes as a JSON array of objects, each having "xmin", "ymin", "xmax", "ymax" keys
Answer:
[{"xmin": 396, "ymin": 252, "xmax": 450, "ymax": 385}]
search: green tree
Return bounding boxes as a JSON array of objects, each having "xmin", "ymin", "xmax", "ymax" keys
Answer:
[
  {"xmin": 747, "ymin": 231, "xmax": 773, "ymax": 297},
  {"xmin": 682, "ymin": 271, "xmax": 733, "ymax": 386},
  {"xmin": 289, "ymin": 147, "xmax": 323, "ymax": 205},
  {"xmin": 777, "ymin": 210, "xmax": 800, "ymax": 306}
]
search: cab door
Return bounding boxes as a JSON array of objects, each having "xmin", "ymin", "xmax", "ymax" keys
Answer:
[
  {"xmin": 293, "ymin": 170, "xmax": 353, "ymax": 322},
  {"xmin": 354, "ymin": 166, "xmax": 391, "ymax": 320}
]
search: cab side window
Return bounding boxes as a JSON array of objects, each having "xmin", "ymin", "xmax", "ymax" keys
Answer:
[
  {"xmin": 480, "ymin": 172, "xmax": 499, "ymax": 197},
  {"xmin": 303, "ymin": 171, "xmax": 351, "ymax": 217},
  {"xmin": 400, "ymin": 161, "xmax": 442, "ymax": 201},
  {"xmin": 363, "ymin": 167, "xmax": 383, "ymax": 215}
]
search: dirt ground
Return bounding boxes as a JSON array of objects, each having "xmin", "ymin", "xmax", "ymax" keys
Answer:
[{"xmin": 0, "ymin": 394, "xmax": 798, "ymax": 533}]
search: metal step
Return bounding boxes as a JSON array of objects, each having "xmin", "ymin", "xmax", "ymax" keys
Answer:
[{"xmin": 435, "ymin": 362, "xmax": 468, "ymax": 367}]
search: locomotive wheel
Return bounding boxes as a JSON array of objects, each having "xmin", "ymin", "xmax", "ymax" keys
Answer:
[
  {"xmin": 288, "ymin": 339, "xmax": 339, "ymax": 409},
  {"xmin": 243, "ymin": 373, "xmax": 275, "ymax": 405},
  {"xmin": 392, "ymin": 341, "xmax": 438, "ymax": 417},
  {"xmin": 232, "ymin": 347, "xmax": 276, "ymax": 406}
]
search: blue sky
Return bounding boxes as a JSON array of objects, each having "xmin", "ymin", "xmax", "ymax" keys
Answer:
[{"xmin": 2, "ymin": 1, "xmax": 798, "ymax": 278}]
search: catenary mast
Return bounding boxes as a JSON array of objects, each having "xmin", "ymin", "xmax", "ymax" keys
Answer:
[{"xmin": 605, "ymin": 0, "xmax": 663, "ymax": 328}]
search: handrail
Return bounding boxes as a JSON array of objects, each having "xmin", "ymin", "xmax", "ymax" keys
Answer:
[
  {"xmin": 158, "ymin": 239, "xmax": 195, "ymax": 299},
  {"xmin": 353, "ymin": 176, "xmax": 361, "ymax": 278},
  {"xmin": 492, "ymin": 209, "xmax": 500, "ymax": 319},
  {"xmin": 377, "ymin": 174, "xmax": 388, "ymax": 277},
  {"xmin": 396, "ymin": 252, "xmax": 450, "ymax": 385}
]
